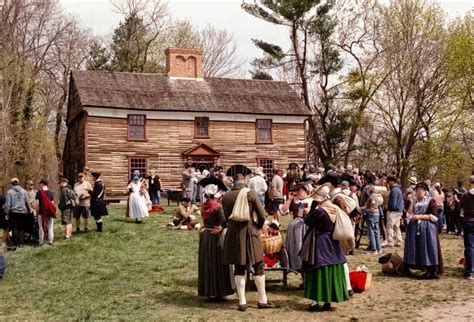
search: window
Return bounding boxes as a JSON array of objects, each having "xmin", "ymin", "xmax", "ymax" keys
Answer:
[
  {"xmin": 194, "ymin": 117, "xmax": 209, "ymax": 138},
  {"xmin": 129, "ymin": 157, "xmax": 148, "ymax": 178},
  {"xmin": 257, "ymin": 158, "xmax": 274, "ymax": 178},
  {"xmin": 256, "ymin": 119, "xmax": 272, "ymax": 143},
  {"xmin": 128, "ymin": 115, "xmax": 146, "ymax": 140}
]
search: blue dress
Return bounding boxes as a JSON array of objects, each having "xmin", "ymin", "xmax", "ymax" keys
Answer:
[{"xmin": 404, "ymin": 197, "xmax": 444, "ymax": 274}]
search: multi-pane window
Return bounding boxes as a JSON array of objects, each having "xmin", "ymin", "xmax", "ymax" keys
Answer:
[
  {"xmin": 256, "ymin": 119, "xmax": 272, "ymax": 143},
  {"xmin": 129, "ymin": 157, "xmax": 147, "ymax": 178},
  {"xmin": 257, "ymin": 158, "xmax": 274, "ymax": 178},
  {"xmin": 128, "ymin": 114, "xmax": 146, "ymax": 140},
  {"xmin": 195, "ymin": 117, "xmax": 209, "ymax": 138}
]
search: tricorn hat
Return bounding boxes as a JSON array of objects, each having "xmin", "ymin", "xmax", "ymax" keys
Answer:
[
  {"xmin": 318, "ymin": 173, "xmax": 340, "ymax": 187},
  {"xmin": 226, "ymin": 165, "xmax": 252, "ymax": 177},
  {"xmin": 415, "ymin": 182, "xmax": 429, "ymax": 191}
]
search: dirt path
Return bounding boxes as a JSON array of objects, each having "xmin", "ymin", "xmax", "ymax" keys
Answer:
[{"xmin": 422, "ymin": 301, "xmax": 474, "ymax": 320}]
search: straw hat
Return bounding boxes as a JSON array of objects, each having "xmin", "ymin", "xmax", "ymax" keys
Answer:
[
  {"xmin": 311, "ymin": 183, "xmax": 331, "ymax": 202},
  {"xmin": 408, "ymin": 177, "xmax": 417, "ymax": 185}
]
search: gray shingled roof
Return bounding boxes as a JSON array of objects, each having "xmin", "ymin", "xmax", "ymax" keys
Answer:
[{"xmin": 71, "ymin": 70, "xmax": 311, "ymax": 116}]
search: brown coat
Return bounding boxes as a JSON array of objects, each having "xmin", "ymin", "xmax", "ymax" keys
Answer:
[{"xmin": 222, "ymin": 184, "xmax": 267, "ymax": 266}]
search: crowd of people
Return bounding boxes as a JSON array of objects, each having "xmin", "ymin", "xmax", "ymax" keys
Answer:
[
  {"xmin": 1, "ymin": 162, "xmax": 473, "ymax": 313},
  {"xmin": 184, "ymin": 163, "xmax": 474, "ymax": 312},
  {"xmin": 0, "ymin": 167, "xmax": 108, "ymax": 249}
]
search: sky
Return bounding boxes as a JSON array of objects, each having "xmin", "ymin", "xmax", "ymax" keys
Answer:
[{"xmin": 59, "ymin": 0, "xmax": 473, "ymax": 75}]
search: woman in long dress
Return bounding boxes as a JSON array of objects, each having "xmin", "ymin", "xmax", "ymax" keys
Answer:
[
  {"xmin": 198, "ymin": 184, "xmax": 234, "ymax": 300},
  {"xmin": 282, "ymin": 182, "xmax": 315, "ymax": 274},
  {"xmin": 301, "ymin": 184, "xmax": 349, "ymax": 312},
  {"xmin": 127, "ymin": 175, "xmax": 149, "ymax": 223},
  {"xmin": 404, "ymin": 182, "xmax": 443, "ymax": 279}
]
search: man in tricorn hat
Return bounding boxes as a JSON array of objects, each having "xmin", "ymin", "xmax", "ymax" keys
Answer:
[{"xmin": 222, "ymin": 166, "xmax": 278, "ymax": 311}]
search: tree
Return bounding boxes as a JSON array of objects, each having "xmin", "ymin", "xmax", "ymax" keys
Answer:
[
  {"xmin": 199, "ymin": 24, "xmax": 244, "ymax": 78},
  {"xmin": 371, "ymin": 0, "xmax": 450, "ymax": 184},
  {"xmin": 334, "ymin": 0, "xmax": 392, "ymax": 166},
  {"xmin": 242, "ymin": 0, "xmax": 350, "ymax": 167},
  {"xmin": 109, "ymin": 0, "xmax": 169, "ymax": 73},
  {"xmin": 0, "ymin": 0, "xmax": 92, "ymax": 186}
]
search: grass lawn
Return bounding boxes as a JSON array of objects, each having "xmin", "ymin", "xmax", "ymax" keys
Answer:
[{"xmin": 1, "ymin": 201, "xmax": 473, "ymax": 320}]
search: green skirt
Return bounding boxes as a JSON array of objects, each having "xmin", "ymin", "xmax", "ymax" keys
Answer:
[{"xmin": 304, "ymin": 264, "xmax": 349, "ymax": 303}]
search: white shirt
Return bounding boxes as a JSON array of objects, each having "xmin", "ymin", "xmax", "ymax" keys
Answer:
[{"xmin": 249, "ymin": 174, "xmax": 268, "ymax": 196}]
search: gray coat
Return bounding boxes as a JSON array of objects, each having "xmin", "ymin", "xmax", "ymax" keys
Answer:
[
  {"xmin": 5, "ymin": 186, "xmax": 31, "ymax": 214},
  {"xmin": 222, "ymin": 184, "xmax": 267, "ymax": 266}
]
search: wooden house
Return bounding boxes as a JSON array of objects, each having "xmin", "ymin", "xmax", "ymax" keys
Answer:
[{"xmin": 63, "ymin": 48, "xmax": 311, "ymax": 198}]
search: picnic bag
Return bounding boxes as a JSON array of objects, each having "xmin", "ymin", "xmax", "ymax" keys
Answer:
[
  {"xmin": 349, "ymin": 271, "xmax": 372, "ymax": 293},
  {"xmin": 0, "ymin": 255, "xmax": 5, "ymax": 279},
  {"xmin": 333, "ymin": 207, "xmax": 354, "ymax": 241}
]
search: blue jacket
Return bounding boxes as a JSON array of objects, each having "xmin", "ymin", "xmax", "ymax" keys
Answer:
[{"xmin": 388, "ymin": 185, "xmax": 404, "ymax": 212}]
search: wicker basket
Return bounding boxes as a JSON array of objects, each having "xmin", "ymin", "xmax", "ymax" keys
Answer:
[{"xmin": 261, "ymin": 233, "xmax": 283, "ymax": 254}]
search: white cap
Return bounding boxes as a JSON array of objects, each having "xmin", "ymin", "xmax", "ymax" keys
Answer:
[
  {"xmin": 313, "ymin": 184, "xmax": 330, "ymax": 202},
  {"xmin": 204, "ymin": 184, "xmax": 218, "ymax": 196}
]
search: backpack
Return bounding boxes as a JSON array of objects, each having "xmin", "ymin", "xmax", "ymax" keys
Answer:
[
  {"xmin": 332, "ymin": 207, "xmax": 355, "ymax": 241},
  {"xmin": 331, "ymin": 193, "xmax": 357, "ymax": 215},
  {"xmin": 66, "ymin": 188, "xmax": 80, "ymax": 208}
]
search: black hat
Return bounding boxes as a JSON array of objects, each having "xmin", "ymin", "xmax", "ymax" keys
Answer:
[
  {"xmin": 39, "ymin": 179, "xmax": 49, "ymax": 186},
  {"xmin": 290, "ymin": 181, "xmax": 312, "ymax": 191},
  {"xmin": 288, "ymin": 162, "xmax": 299, "ymax": 170},
  {"xmin": 199, "ymin": 176, "xmax": 228, "ymax": 191},
  {"xmin": 59, "ymin": 178, "xmax": 69, "ymax": 184},
  {"xmin": 415, "ymin": 182, "xmax": 429, "ymax": 191},
  {"xmin": 91, "ymin": 171, "xmax": 101, "ymax": 178},
  {"xmin": 226, "ymin": 165, "xmax": 252, "ymax": 177},
  {"xmin": 318, "ymin": 173, "xmax": 340, "ymax": 187}
]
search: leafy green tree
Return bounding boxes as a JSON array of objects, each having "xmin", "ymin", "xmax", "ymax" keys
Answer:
[
  {"xmin": 242, "ymin": 0, "xmax": 350, "ymax": 167},
  {"xmin": 86, "ymin": 40, "xmax": 111, "ymax": 71}
]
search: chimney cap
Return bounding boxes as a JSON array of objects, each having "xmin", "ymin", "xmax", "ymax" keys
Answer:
[{"xmin": 165, "ymin": 47, "xmax": 203, "ymax": 55}]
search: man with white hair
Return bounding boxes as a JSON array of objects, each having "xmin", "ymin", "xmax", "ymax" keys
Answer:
[{"xmin": 249, "ymin": 168, "xmax": 268, "ymax": 205}]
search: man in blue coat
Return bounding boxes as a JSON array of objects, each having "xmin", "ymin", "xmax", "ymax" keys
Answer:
[{"xmin": 387, "ymin": 177, "xmax": 405, "ymax": 247}]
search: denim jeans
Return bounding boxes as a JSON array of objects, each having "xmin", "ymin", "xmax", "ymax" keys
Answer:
[
  {"xmin": 366, "ymin": 213, "xmax": 381, "ymax": 251},
  {"xmin": 463, "ymin": 221, "xmax": 474, "ymax": 277},
  {"xmin": 258, "ymin": 195, "xmax": 265, "ymax": 206},
  {"xmin": 150, "ymin": 190, "xmax": 160, "ymax": 204},
  {"xmin": 437, "ymin": 205, "xmax": 445, "ymax": 233}
]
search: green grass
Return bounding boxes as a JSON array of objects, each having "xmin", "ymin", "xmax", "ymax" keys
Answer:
[{"xmin": 1, "ymin": 202, "xmax": 473, "ymax": 320}]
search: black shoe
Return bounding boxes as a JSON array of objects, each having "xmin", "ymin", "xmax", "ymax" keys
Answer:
[
  {"xmin": 322, "ymin": 303, "xmax": 331, "ymax": 311},
  {"xmin": 76, "ymin": 228, "xmax": 80, "ymax": 232},
  {"xmin": 348, "ymin": 250, "xmax": 355, "ymax": 256},
  {"xmin": 348, "ymin": 290, "xmax": 354, "ymax": 297},
  {"xmin": 97, "ymin": 222, "xmax": 103, "ymax": 232},
  {"xmin": 308, "ymin": 303, "xmax": 320, "ymax": 312},
  {"xmin": 84, "ymin": 227, "xmax": 88, "ymax": 232},
  {"xmin": 237, "ymin": 304, "xmax": 249, "ymax": 312},
  {"xmin": 257, "ymin": 301, "xmax": 279, "ymax": 309}
]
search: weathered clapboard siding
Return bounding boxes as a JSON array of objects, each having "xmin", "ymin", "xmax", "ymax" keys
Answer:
[
  {"xmin": 86, "ymin": 116, "xmax": 306, "ymax": 197},
  {"xmin": 63, "ymin": 111, "xmax": 86, "ymax": 182}
]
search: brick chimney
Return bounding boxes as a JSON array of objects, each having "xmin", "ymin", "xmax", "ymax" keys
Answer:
[{"xmin": 165, "ymin": 48, "xmax": 204, "ymax": 79}]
